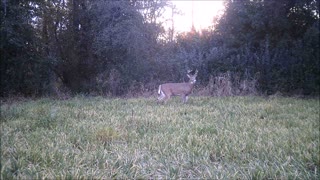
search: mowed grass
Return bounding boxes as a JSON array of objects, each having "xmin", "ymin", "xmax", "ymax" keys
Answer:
[{"xmin": 1, "ymin": 96, "xmax": 319, "ymax": 179}]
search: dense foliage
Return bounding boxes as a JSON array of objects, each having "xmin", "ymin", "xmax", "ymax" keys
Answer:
[
  {"xmin": 1, "ymin": 0, "xmax": 319, "ymax": 97},
  {"xmin": 210, "ymin": 0, "xmax": 319, "ymax": 95}
]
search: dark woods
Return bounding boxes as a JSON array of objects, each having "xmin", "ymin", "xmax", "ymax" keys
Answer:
[{"xmin": 1, "ymin": 0, "xmax": 319, "ymax": 98}]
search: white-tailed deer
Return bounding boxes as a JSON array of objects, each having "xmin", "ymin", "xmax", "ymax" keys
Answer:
[{"xmin": 158, "ymin": 70, "xmax": 198, "ymax": 103}]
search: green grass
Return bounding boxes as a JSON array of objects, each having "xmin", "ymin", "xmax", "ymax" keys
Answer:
[{"xmin": 1, "ymin": 96, "xmax": 319, "ymax": 179}]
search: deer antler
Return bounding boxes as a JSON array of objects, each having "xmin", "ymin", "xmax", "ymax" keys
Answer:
[{"xmin": 187, "ymin": 69, "xmax": 198, "ymax": 75}]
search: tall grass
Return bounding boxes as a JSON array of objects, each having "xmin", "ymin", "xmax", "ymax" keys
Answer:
[{"xmin": 1, "ymin": 96, "xmax": 319, "ymax": 179}]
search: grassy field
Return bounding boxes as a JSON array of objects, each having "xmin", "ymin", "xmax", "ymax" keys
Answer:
[{"xmin": 1, "ymin": 96, "xmax": 319, "ymax": 179}]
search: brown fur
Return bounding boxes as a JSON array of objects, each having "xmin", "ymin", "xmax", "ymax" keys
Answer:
[{"xmin": 158, "ymin": 70, "xmax": 198, "ymax": 103}]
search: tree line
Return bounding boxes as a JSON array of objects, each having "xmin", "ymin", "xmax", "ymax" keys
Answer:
[{"xmin": 1, "ymin": 0, "xmax": 319, "ymax": 98}]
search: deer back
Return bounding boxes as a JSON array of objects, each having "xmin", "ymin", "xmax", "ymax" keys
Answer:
[{"xmin": 161, "ymin": 82, "xmax": 194, "ymax": 95}]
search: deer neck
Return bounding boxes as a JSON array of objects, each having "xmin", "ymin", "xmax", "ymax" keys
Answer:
[
  {"xmin": 189, "ymin": 79, "xmax": 196, "ymax": 85},
  {"xmin": 185, "ymin": 80, "xmax": 194, "ymax": 90}
]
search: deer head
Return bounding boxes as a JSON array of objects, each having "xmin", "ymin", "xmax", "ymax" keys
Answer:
[{"xmin": 158, "ymin": 70, "xmax": 198, "ymax": 103}]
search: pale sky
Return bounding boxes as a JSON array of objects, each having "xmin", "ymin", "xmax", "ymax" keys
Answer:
[{"xmin": 163, "ymin": 1, "xmax": 225, "ymax": 33}]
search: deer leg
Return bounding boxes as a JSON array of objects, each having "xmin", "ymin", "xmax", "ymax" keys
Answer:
[
  {"xmin": 181, "ymin": 95, "xmax": 186, "ymax": 103},
  {"xmin": 157, "ymin": 86, "xmax": 167, "ymax": 102},
  {"xmin": 163, "ymin": 93, "xmax": 171, "ymax": 103},
  {"xmin": 181, "ymin": 95, "xmax": 188, "ymax": 103},
  {"xmin": 158, "ymin": 90, "xmax": 166, "ymax": 101}
]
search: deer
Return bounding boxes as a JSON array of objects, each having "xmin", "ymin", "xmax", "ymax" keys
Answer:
[{"xmin": 157, "ymin": 70, "xmax": 198, "ymax": 103}]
